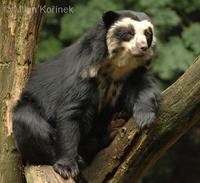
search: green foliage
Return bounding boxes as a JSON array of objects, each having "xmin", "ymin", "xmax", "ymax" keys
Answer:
[
  {"xmin": 59, "ymin": 0, "xmax": 122, "ymax": 40},
  {"xmin": 182, "ymin": 23, "xmax": 200, "ymax": 55},
  {"xmin": 138, "ymin": 0, "xmax": 172, "ymax": 9},
  {"xmin": 152, "ymin": 37, "xmax": 194, "ymax": 80},
  {"xmin": 37, "ymin": 33, "xmax": 62, "ymax": 62},
  {"xmin": 172, "ymin": 0, "xmax": 200, "ymax": 12},
  {"xmin": 152, "ymin": 9, "xmax": 181, "ymax": 31}
]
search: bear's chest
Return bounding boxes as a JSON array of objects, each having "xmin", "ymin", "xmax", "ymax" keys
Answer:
[{"xmin": 97, "ymin": 66, "xmax": 124, "ymax": 111}]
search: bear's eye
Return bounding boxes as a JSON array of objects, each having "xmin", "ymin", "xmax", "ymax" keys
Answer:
[
  {"xmin": 114, "ymin": 26, "xmax": 135, "ymax": 42},
  {"xmin": 144, "ymin": 28, "xmax": 153, "ymax": 38},
  {"xmin": 144, "ymin": 27, "xmax": 153, "ymax": 47}
]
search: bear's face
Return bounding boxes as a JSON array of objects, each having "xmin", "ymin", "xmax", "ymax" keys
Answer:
[
  {"xmin": 103, "ymin": 11, "xmax": 156, "ymax": 68},
  {"xmin": 81, "ymin": 11, "xmax": 157, "ymax": 81},
  {"xmin": 106, "ymin": 18, "xmax": 156, "ymax": 58}
]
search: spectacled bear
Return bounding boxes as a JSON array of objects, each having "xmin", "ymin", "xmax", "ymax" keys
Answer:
[{"xmin": 12, "ymin": 10, "xmax": 161, "ymax": 179}]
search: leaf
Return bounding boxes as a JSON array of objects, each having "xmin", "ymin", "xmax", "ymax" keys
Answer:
[
  {"xmin": 36, "ymin": 37, "xmax": 63, "ymax": 63},
  {"xmin": 172, "ymin": 0, "xmax": 200, "ymax": 12},
  {"xmin": 182, "ymin": 23, "xmax": 200, "ymax": 56},
  {"xmin": 152, "ymin": 37, "xmax": 194, "ymax": 80},
  {"xmin": 59, "ymin": 0, "xmax": 122, "ymax": 40},
  {"xmin": 151, "ymin": 9, "xmax": 181, "ymax": 28},
  {"xmin": 138, "ymin": 0, "xmax": 173, "ymax": 9}
]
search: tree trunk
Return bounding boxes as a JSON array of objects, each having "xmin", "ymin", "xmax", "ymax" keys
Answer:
[
  {"xmin": 25, "ymin": 56, "xmax": 200, "ymax": 183},
  {"xmin": 0, "ymin": 0, "xmax": 44, "ymax": 182}
]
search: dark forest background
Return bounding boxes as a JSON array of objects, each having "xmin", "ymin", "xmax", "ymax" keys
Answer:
[{"xmin": 36, "ymin": 1, "xmax": 200, "ymax": 183}]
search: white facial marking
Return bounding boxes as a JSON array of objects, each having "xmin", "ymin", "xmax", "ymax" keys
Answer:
[{"xmin": 107, "ymin": 17, "xmax": 156, "ymax": 58}]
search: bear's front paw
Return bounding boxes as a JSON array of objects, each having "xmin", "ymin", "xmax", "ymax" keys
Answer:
[
  {"xmin": 53, "ymin": 158, "xmax": 79, "ymax": 179},
  {"xmin": 133, "ymin": 111, "xmax": 156, "ymax": 129}
]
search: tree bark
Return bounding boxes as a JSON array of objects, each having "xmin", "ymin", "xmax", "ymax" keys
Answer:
[
  {"xmin": 25, "ymin": 166, "xmax": 75, "ymax": 183},
  {"xmin": 25, "ymin": 56, "xmax": 200, "ymax": 183},
  {"xmin": 0, "ymin": 0, "xmax": 44, "ymax": 182}
]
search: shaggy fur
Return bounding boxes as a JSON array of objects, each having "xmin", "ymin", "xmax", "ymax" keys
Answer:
[{"xmin": 12, "ymin": 10, "xmax": 161, "ymax": 179}]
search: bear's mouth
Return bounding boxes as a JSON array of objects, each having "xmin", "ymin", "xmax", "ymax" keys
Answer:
[
  {"xmin": 128, "ymin": 48, "xmax": 147, "ymax": 58},
  {"xmin": 134, "ymin": 53, "xmax": 145, "ymax": 57}
]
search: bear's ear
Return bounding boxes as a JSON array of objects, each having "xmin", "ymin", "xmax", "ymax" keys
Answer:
[{"xmin": 102, "ymin": 11, "xmax": 120, "ymax": 28}]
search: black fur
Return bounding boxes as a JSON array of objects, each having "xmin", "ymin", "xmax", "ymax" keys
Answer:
[
  {"xmin": 113, "ymin": 26, "xmax": 135, "ymax": 42},
  {"xmin": 144, "ymin": 27, "xmax": 153, "ymax": 48},
  {"xmin": 102, "ymin": 11, "xmax": 120, "ymax": 28},
  {"xmin": 12, "ymin": 10, "xmax": 161, "ymax": 179},
  {"xmin": 120, "ymin": 67, "xmax": 161, "ymax": 129}
]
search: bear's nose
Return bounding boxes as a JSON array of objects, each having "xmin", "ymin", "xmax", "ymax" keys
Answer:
[
  {"xmin": 136, "ymin": 37, "xmax": 148, "ymax": 52},
  {"xmin": 140, "ymin": 45, "xmax": 148, "ymax": 51}
]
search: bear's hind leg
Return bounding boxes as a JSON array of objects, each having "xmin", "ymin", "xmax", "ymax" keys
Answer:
[{"xmin": 13, "ymin": 102, "xmax": 55, "ymax": 165}]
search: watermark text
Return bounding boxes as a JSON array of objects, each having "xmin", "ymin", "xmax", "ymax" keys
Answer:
[{"xmin": 2, "ymin": 5, "xmax": 74, "ymax": 14}]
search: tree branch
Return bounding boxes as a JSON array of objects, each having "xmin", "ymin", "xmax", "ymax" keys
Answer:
[
  {"xmin": 25, "ymin": 166, "xmax": 75, "ymax": 183},
  {"xmin": 25, "ymin": 56, "xmax": 200, "ymax": 183}
]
